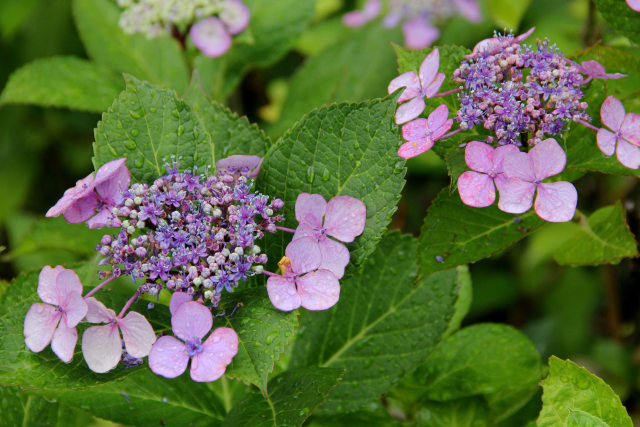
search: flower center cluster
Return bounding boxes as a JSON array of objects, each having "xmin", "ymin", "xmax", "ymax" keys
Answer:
[
  {"xmin": 453, "ymin": 34, "xmax": 589, "ymax": 146},
  {"xmin": 185, "ymin": 338, "xmax": 203, "ymax": 356},
  {"xmin": 98, "ymin": 163, "xmax": 284, "ymax": 306}
]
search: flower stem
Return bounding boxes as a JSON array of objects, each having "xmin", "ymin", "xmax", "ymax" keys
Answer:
[
  {"xmin": 275, "ymin": 226, "xmax": 296, "ymax": 233},
  {"xmin": 84, "ymin": 275, "xmax": 117, "ymax": 299},
  {"xmin": 118, "ymin": 291, "xmax": 141, "ymax": 319},
  {"xmin": 262, "ymin": 270, "xmax": 280, "ymax": 278},
  {"xmin": 574, "ymin": 118, "xmax": 599, "ymax": 132},
  {"xmin": 432, "ymin": 87, "xmax": 461, "ymax": 98},
  {"xmin": 441, "ymin": 128, "xmax": 463, "ymax": 139}
]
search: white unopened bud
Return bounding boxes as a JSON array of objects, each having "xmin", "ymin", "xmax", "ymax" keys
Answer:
[
  {"xmin": 204, "ymin": 290, "xmax": 213, "ymax": 300},
  {"xmin": 134, "ymin": 196, "xmax": 143, "ymax": 205}
]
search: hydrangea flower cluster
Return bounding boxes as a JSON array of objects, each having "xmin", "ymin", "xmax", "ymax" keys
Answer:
[
  {"xmin": 343, "ymin": 0, "xmax": 481, "ymax": 50},
  {"xmin": 117, "ymin": 0, "xmax": 250, "ymax": 57}
]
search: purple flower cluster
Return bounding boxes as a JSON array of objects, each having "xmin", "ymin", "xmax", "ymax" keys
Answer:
[
  {"xmin": 453, "ymin": 29, "xmax": 590, "ymax": 146},
  {"xmin": 98, "ymin": 159, "xmax": 284, "ymax": 307}
]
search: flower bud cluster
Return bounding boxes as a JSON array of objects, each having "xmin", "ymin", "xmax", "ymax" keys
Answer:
[
  {"xmin": 98, "ymin": 162, "xmax": 283, "ymax": 306},
  {"xmin": 453, "ymin": 32, "xmax": 589, "ymax": 146}
]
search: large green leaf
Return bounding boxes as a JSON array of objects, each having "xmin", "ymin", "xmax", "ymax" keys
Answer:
[
  {"xmin": 72, "ymin": 0, "xmax": 189, "ymax": 93},
  {"xmin": 259, "ymin": 95, "xmax": 406, "ymax": 265},
  {"xmin": 417, "ymin": 188, "xmax": 545, "ymax": 278},
  {"xmin": 290, "ymin": 232, "xmax": 467, "ymax": 413},
  {"xmin": 594, "ymin": 0, "xmax": 640, "ymax": 44},
  {"xmin": 270, "ymin": 24, "xmax": 401, "ymax": 136},
  {"xmin": 537, "ymin": 357, "xmax": 632, "ymax": 427},
  {"xmin": 487, "ymin": 0, "xmax": 532, "ymax": 29},
  {"xmin": 92, "ymin": 75, "xmax": 211, "ymax": 183},
  {"xmin": 0, "ymin": 57, "xmax": 123, "ymax": 112},
  {"xmin": 184, "ymin": 74, "xmax": 271, "ymax": 162},
  {"xmin": 195, "ymin": 0, "xmax": 315, "ymax": 100},
  {"xmin": 222, "ymin": 367, "xmax": 344, "ymax": 427},
  {"xmin": 219, "ymin": 287, "xmax": 298, "ymax": 391},
  {"xmin": 553, "ymin": 203, "xmax": 638, "ymax": 266}
]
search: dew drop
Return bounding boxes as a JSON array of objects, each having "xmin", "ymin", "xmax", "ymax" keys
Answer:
[
  {"xmin": 355, "ymin": 160, "xmax": 361, "ymax": 167},
  {"xmin": 172, "ymin": 110, "xmax": 180, "ymax": 119},
  {"xmin": 354, "ymin": 142, "xmax": 360, "ymax": 149},
  {"xmin": 347, "ymin": 154, "xmax": 355, "ymax": 161},
  {"xmin": 306, "ymin": 166, "xmax": 315, "ymax": 183},
  {"xmin": 149, "ymin": 107, "xmax": 157, "ymax": 113},
  {"xmin": 129, "ymin": 109, "xmax": 142, "ymax": 119},
  {"xmin": 134, "ymin": 157, "xmax": 144, "ymax": 168},
  {"xmin": 130, "ymin": 129, "xmax": 139, "ymax": 137},
  {"xmin": 124, "ymin": 139, "xmax": 137, "ymax": 150},
  {"xmin": 321, "ymin": 168, "xmax": 330, "ymax": 181},
  {"xmin": 177, "ymin": 125, "xmax": 184, "ymax": 136}
]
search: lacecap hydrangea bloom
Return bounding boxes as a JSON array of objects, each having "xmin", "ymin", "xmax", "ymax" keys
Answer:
[{"xmin": 117, "ymin": 0, "xmax": 250, "ymax": 57}]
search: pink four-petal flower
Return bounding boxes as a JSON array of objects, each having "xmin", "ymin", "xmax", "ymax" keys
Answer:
[
  {"xmin": 149, "ymin": 301, "xmax": 238, "ymax": 382},
  {"xmin": 499, "ymin": 138, "xmax": 577, "ymax": 222},
  {"xmin": 402, "ymin": 17, "xmax": 440, "ymax": 50},
  {"xmin": 81, "ymin": 297, "xmax": 156, "ymax": 373},
  {"xmin": 398, "ymin": 104, "xmax": 453, "ymax": 159},
  {"xmin": 266, "ymin": 237, "xmax": 340, "ymax": 311},
  {"xmin": 596, "ymin": 96, "xmax": 640, "ymax": 169},
  {"xmin": 388, "ymin": 48, "xmax": 446, "ymax": 124},
  {"xmin": 24, "ymin": 266, "xmax": 88, "ymax": 363},
  {"xmin": 190, "ymin": 17, "xmax": 232, "ymax": 58},
  {"xmin": 457, "ymin": 141, "xmax": 520, "ymax": 207},
  {"xmin": 342, "ymin": 0, "xmax": 381, "ymax": 27}
]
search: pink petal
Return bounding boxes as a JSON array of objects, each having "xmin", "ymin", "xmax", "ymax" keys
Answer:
[
  {"xmin": 94, "ymin": 158, "xmax": 130, "ymax": 204},
  {"xmin": 427, "ymin": 104, "xmax": 450, "ymax": 134},
  {"xmin": 324, "ymin": 196, "xmax": 367, "ymax": 243},
  {"xmin": 85, "ymin": 297, "xmax": 116, "ymax": 323},
  {"xmin": 457, "ymin": 171, "xmax": 495, "ymax": 208},
  {"xmin": 601, "ymin": 96, "xmax": 625, "ymax": 132},
  {"xmin": 464, "ymin": 141, "xmax": 494, "ymax": 173},
  {"xmin": 190, "ymin": 17, "xmax": 232, "ymax": 58},
  {"xmin": 51, "ymin": 321, "xmax": 78, "ymax": 363},
  {"xmin": 149, "ymin": 336, "xmax": 189, "ymax": 379},
  {"xmin": 402, "ymin": 118, "xmax": 428, "ymax": 141},
  {"xmin": 431, "ymin": 119, "xmax": 453, "ymax": 140},
  {"xmin": 61, "ymin": 292, "xmax": 88, "ymax": 328},
  {"xmin": 396, "ymin": 96, "xmax": 426, "ymax": 125},
  {"xmin": 45, "ymin": 174, "xmax": 95, "ymax": 218},
  {"xmin": 627, "ymin": 0, "xmax": 640, "ymax": 12},
  {"xmin": 215, "ymin": 155, "xmax": 263, "ymax": 178},
  {"xmin": 295, "ymin": 193, "xmax": 327, "ymax": 229},
  {"xmin": 169, "ymin": 292, "xmax": 193, "ymax": 316},
  {"xmin": 172, "ymin": 301, "xmax": 213, "ymax": 342},
  {"xmin": 37, "ymin": 265, "xmax": 65, "ymax": 305},
  {"xmin": 515, "ymin": 27, "xmax": 536, "ymax": 44},
  {"xmin": 493, "ymin": 144, "xmax": 521, "ymax": 169},
  {"xmin": 286, "ymin": 237, "xmax": 322, "ymax": 275},
  {"xmin": 621, "ymin": 113, "xmax": 640, "ymax": 146},
  {"xmin": 219, "ymin": 0, "xmax": 250, "ymax": 35},
  {"xmin": 388, "ymin": 72, "xmax": 421, "ymax": 103},
  {"xmin": 616, "ymin": 138, "xmax": 640, "ymax": 169},
  {"xmin": 86, "ymin": 208, "xmax": 113, "ymax": 229},
  {"xmin": 530, "ymin": 138, "xmax": 566, "ymax": 180},
  {"xmin": 190, "ymin": 327, "xmax": 238, "ymax": 382},
  {"xmin": 419, "ymin": 48, "xmax": 440, "ymax": 89},
  {"xmin": 398, "ymin": 137, "xmax": 434, "ymax": 159},
  {"xmin": 24, "ymin": 303, "xmax": 60, "ymax": 352},
  {"xmin": 423, "ymin": 73, "xmax": 445, "ymax": 98},
  {"xmin": 318, "ymin": 238, "xmax": 350, "ymax": 279},
  {"xmin": 119, "ymin": 311, "xmax": 156, "ymax": 358},
  {"xmin": 61, "ymin": 193, "xmax": 100, "ymax": 224},
  {"xmin": 402, "ymin": 17, "xmax": 439, "ymax": 50},
  {"xmin": 470, "ymin": 38, "xmax": 499, "ymax": 56},
  {"xmin": 55, "ymin": 269, "xmax": 84, "ymax": 298},
  {"xmin": 502, "ymin": 151, "xmax": 536, "ymax": 182},
  {"xmin": 580, "ymin": 60, "xmax": 605, "ymax": 77},
  {"xmin": 596, "ymin": 128, "xmax": 617, "ymax": 157},
  {"xmin": 292, "ymin": 222, "xmax": 317, "ymax": 241},
  {"xmin": 343, "ymin": 10, "xmax": 370, "ymax": 27},
  {"xmin": 266, "ymin": 276, "xmax": 301, "ymax": 311},
  {"xmin": 535, "ymin": 182, "xmax": 578, "ymax": 222},
  {"xmin": 297, "ymin": 270, "xmax": 340, "ymax": 311},
  {"xmin": 496, "ymin": 178, "xmax": 536, "ymax": 214},
  {"xmin": 81, "ymin": 324, "xmax": 122, "ymax": 373},
  {"xmin": 453, "ymin": 0, "xmax": 482, "ymax": 22}
]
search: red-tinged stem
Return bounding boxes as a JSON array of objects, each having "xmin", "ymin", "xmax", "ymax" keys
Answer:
[
  {"xmin": 275, "ymin": 226, "xmax": 296, "ymax": 233},
  {"xmin": 84, "ymin": 276, "xmax": 117, "ymax": 299},
  {"xmin": 432, "ymin": 87, "xmax": 461, "ymax": 98},
  {"xmin": 118, "ymin": 291, "xmax": 141, "ymax": 319},
  {"xmin": 262, "ymin": 270, "xmax": 280, "ymax": 278},
  {"xmin": 441, "ymin": 128, "xmax": 463, "ymax": 139},
  {"xmin": 575, "ymin": 118, "xmax": 599, "ymax": 132}
]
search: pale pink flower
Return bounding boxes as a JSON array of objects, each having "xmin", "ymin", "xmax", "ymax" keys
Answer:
[
  {"xmin": 388, "ymin": 48, "xmax": 446, "ymax": 124},
  {"xmin": 81, "ymin": 297, "xmax": 156, "ymax": 373},
  {"xmin": 457, "ymin": 141, "xmax": 520, "ymax": 207},
  {"xmin": 398, "ymin": 104, "xmax": 453, "ymax": 159},
  {"xmin": 342, "ymin": 0, "xmax": 381, "ymax": 27},
  {"xmin": 596, "ymin": 96, "xmax": 640, "ymax": 169},
  {"xmin": 580, "ymin": 60, "xmax": 626, "ymax": 83},
  {"xmin": 190, "ymin": 17, "xmax": 232, "ymax": 58},
  {"xmin": 499, "ymin": 138, "xmax": 577, "ymax": 222},
  {"xmin": 293, "ymin": 194, "xmax": 366, "ymax": 279},
  {"xmin": 627, "ymin": 0, "xmax": 640, "ymax": 12},
  {"xmin": 453, "ymin": 0, "xmax": 482, "ymax": 22},
  {"xmin": 149, "ymin": 301, "xmax": 238, "ymax": 382},
  {"xmin": 402, "ymin": 16, "xmax": 440, "ymax": 50},
  {"xmin": 219, "ymin": 0, "xmax": 250, "ymax": 35},
  {"xmin": 24, "ymin": 266, "xmax": 88, "ymax": 363},
  {"xmin": 267, "ymin": 237, "xmax": 340, "ymax": 311},
  {"xmin": 215, "ymin": 155, "xmax": 263, "ymax": 178}
]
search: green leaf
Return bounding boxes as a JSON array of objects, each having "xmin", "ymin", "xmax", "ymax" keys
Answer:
[
  {"xmin": 0, "ymin": 269, "xmax": 227, "ymax": 426},
  {"xmin": 184, "ymin": 74, "xmax": 271, "ymax": 162},
  {"xmin": 0, "ymin": 0, "xmax": 38, "ymax": 38},
  {"xmin": 417, "ymin": 188, "xmax": 545, "ymax": 278},
  {"xmin": 442, "ymin": 265, "xmax": 472, "ymax": 338},
  {"xmin": 594, "ymin": 0, "xmax": 640, "ymax": 44},
  {"xmin": 487, "ymin": 0, "xmax": 532, "ymax": 29},
  {"xmin": 221, "ymin": 367, "xmax": 344, "ymax": 427},
  {"xmin": 270, "ymin": 24, "xmax": 401, "ymax": 136},
  {"xmin": 537, "ymin": 357, "xmax": 632, "ymax": 427},
  {"xmin": 195, "ymin": 0, "xmax": 315, "ymax": 100},
  {"xmin": 218, "ymin": 287, "xmax": 298, "ymax": 390},
  {"xmin": 553, "ymin": 203, "xmax": 638, "ymax": 266},
  {"xmin": 72, "ymin": 0, "xmax": 189, "ymax": 93},
  {"xmin": 93, "ymin": 75, "xmax": 211, "ymax": 183},
  {"xmin": 566, "ymin": 410, "xmax": 610, "ymax": 427},
  {"xmin": 417, "ymin": 396, "xmax": 491, "ymax": 427},
  {"xmin": 0, "ymin": 57, "xmax": 123, "ymax": 113},
  {"xmin": 290, "ymin": 232, "xmax": 468, "ymax": 413},
  {"xmin": 259, "ymin": 96, "xmax": 406, "ymax": 265}
]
